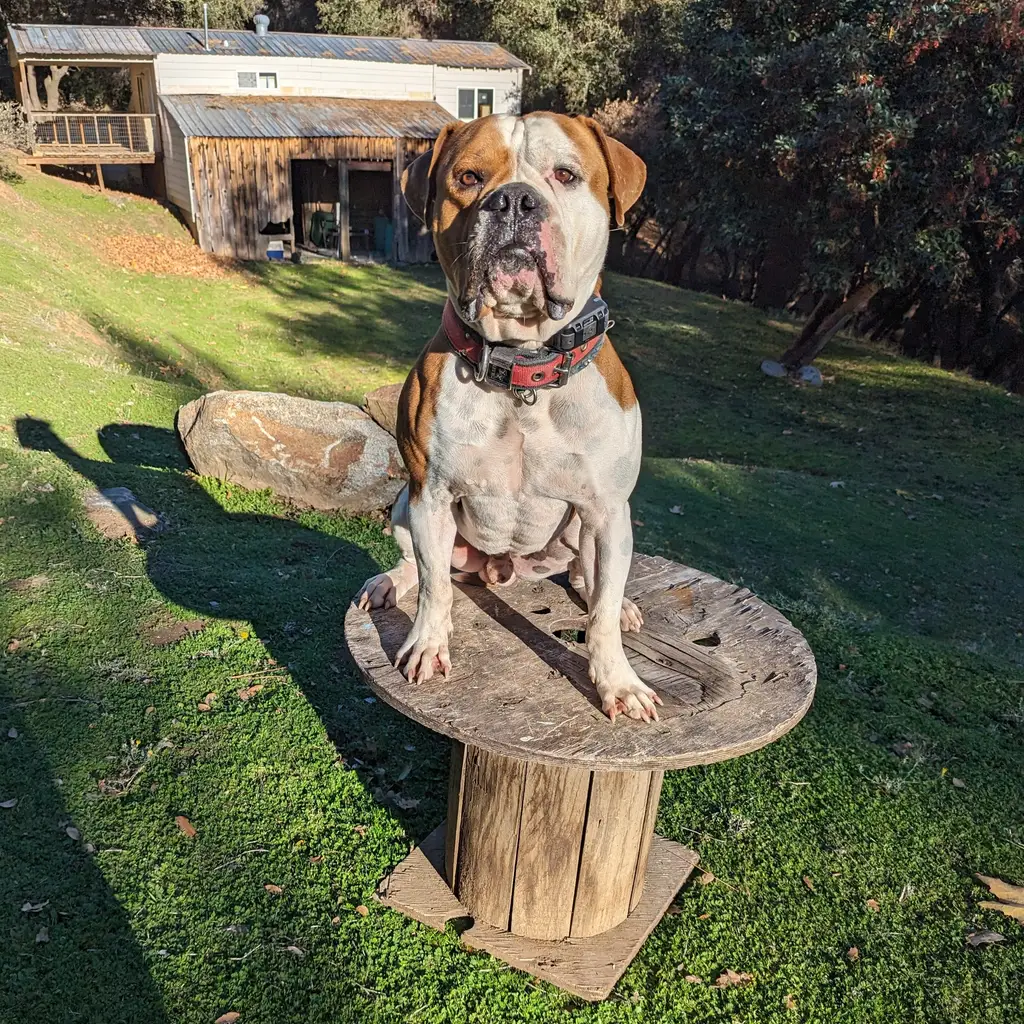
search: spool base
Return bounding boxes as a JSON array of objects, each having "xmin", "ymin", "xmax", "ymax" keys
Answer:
[{"xmin": 376, "ymin": 822, "xmax": 699, "ymax": 1002}]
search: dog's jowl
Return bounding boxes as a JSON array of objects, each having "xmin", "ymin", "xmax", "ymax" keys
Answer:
[{"xmin": 356, "ymin": 112, "xmax": 660, "ymax": 723}]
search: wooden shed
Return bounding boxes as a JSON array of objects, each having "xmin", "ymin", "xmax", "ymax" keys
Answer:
[{"xmin": 161, "ymin": 95, "xmax": 447, "ymax": 261}]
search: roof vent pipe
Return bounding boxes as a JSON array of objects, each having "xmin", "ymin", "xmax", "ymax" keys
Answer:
[
  {"xmin": 203, "ymin": 3, "xmax": 210, "ymax": 51},
  {"xmin": 254, "ymin": 14, "xmax": 270, "ymax": 36}
]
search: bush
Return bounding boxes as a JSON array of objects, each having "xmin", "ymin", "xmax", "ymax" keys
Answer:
[{"xmin": 0, "ymin": 100, "xmax": 29, "ymax": 152}]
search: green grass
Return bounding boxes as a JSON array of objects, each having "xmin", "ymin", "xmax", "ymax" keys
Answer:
[{"xmin": 1, "ymin": 166, "xmax": 1022, "ymax": 1024}]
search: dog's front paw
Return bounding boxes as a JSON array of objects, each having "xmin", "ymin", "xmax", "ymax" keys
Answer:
[
  {"xmin": 396, "ymin": 624, "xmax": 452, "ymax": 683},
  {"xmin": 620, "ymin": 597, "xmax": 643, "ymax": 633},
  {"xmin": 355, "ymin": 564, "xmax": 416, "ymax": 611},
  {"xmin": 589, "ymin": 652, "xmax": 661, "ymax": 723}
]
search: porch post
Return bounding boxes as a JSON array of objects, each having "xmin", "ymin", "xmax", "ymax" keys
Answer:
[
  {"xmin": 392, "ymin": 139, "xmax": 408, "ymax": 262},
  {"xmin": 338, "ymin": 159, "xmax": 351, "ymax": 261}
]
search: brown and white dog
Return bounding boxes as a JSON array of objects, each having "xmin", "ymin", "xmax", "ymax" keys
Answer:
[{"xmin": 356, "ymin": 112, "xmax": 661, "ymax": 722}]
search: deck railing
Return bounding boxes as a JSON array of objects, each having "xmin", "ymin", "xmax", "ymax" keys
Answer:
[{"xmin": 28, "ymin": 112, "xmax": 158, "ymax": 157}]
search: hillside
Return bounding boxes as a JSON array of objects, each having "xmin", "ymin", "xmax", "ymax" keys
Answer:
[{"xmin": 1, "ymin": 165, "xmax": 1022, "ymax": 1024}]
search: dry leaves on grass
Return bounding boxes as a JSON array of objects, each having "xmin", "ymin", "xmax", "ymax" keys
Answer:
[
  {"xmin": 976, "ymin": 873, "xmax": 1024, "ymax": 923},
  {"xmin": 967, "ymin": 929, "xmax": 1006, "ymax": 947},
  {"xmin": 866, "ymin": 898, "xmax": 880, "ymax": 912},
  {"xmin": 264, "ymin": 884, "xmax": 283, "ymax": 895},
  {"xmin": 355, "ymin": 905, "xmax": 369, "ymax": 917},
  {"xmin": 175, "ymin": 815, "xmax": 197, "ymax": 838},
  {"xmin": 847, "ymin": 946, "xmax": 860, "ymax": 961},
  {"xmin": 215, "ymin": 1013, "xmax": 241, "ymax": 1024},
  {"xmin": 785, "ymin": 994, "xmax": 798, "ymax": 1010},
  {"xmin": 237, "ymin": 684, "xmax": 264, "ymax": 702},
  {"xmin": 197, "ymin": 692, "xmax": 217, "ymax": 712},
  {"xmin": 1, "ymin": 798, "xmax": 18, "ymax": 809},
  {"xmin": 713, "ymin": 969, "xmax": 754, "ymax": 988},
  {"xmin": 802, "ymin": 875, "xmax": 815, "ymax": 892},
  {"xmin": 65, "ymin": 826, "xmax": 80, "ymax": 840},
  {"xmin": 97, "ymin": 233, "xmax": 236, "ymax": 279}
]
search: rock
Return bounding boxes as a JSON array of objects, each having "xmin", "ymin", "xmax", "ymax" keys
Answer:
[
  {"xmin": 176, "ymin": 391, "xmax": 405, "ymax": 512},
  {"xmin": 82, "ymin": 487, "xmax": 162, "ymax": 542},
  {"xmin": 798, "ymin": 364, "xmax": 823, "ymax": 387},
  {"xmin": 363, "ymin": 383, "xmax": 403, "ymax": 438}
]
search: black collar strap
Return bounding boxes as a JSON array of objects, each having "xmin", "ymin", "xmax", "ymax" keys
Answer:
[{"xmin": 441, "ymin": 295, "xmax": 612, "ymax": 401}]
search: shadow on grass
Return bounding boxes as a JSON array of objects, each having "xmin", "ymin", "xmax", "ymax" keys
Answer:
[
  {"xmin": 12, "ymin": 418, "xmax": 452, "ymax": 841},
  {"xmin": 0, "ymin": 685, "xmax": 170, "ymax": 1024}
]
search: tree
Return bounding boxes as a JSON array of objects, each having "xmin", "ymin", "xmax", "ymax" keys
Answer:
[{"xmin": 658, "ymin": 1, "xmax": 1024, "ymax": 374}]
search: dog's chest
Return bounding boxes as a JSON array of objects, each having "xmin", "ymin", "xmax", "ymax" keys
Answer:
[{"xmin": 429, "ymin": 363, "xmax": 634, "ymax": 505}]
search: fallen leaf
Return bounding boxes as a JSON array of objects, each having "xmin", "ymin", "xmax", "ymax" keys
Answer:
[
  {"xmin": 0, "ymin": 798, "xmax": 17, "ymax": 809},
  {"xmin": 782, "ymin": 428, "xmax": 793, "ymax": 435},
  {"xmin": 35, "ymin": 926, "xmax": 50, "ymax": 943},
  {"xmin": 976, "ymin": 873, "xmax": 1024, "ymax": 922},
  {"xmin": 713, "ymin": 969, "xmax": 754, "ymax": 988},
  {"xmin": 698, "ymin": 870, "xmax": 715, "ymax": 885},
  {"xmin": 682, "ymin": 974, "xmax": 703, "ymax": 983},
  {"xmin": 967, "ymin": 929, "xmax": 1005, "ymax": 948},
  {"xmin": 145, "ymin": 705, "xmax": 156, "ymax": 714},
  {"xmin": 309, "ymin": 855, "xmax": 323, "ymax": 864},
  {"xmin": 838, "ymin": 664, "xmax": 847, "ymax": 671},
  {"xmin": 392, "ymin": 794, "xmax": 419, "ymax": 810},
  {"xmin": 197, "ymin": 703, "xmax": 211, "ymax": 712},
  {"xmin": 284, "ymin": 945, "xmax": 305, "ymax": 956},
  {"xmin": 6, "ymin": 639, "xmax": 22, "ymax": 653},
  {"xmin": 847, "ymin": 946, "xmax": 860, "ymax": 961},
  {"xmin": 264, "ymin": 884, "xmax": 283, "ymax": 895},
  {"xmin": 330, "ymin": 915, "xmax": 341, "ymax": 926},
  {"xmin": 20, "ymin": 901, "xmax": 48, "ymax": 913},
  {"xmin": 8, "ymin": 727, "xmax": 19, "ymax": 738},
  {"xmin": 215, "ymin": 1014, "xmax": 242, "ymax": 1024},
  {"xmin": 669, "ymin": 505, "xmax": 683, "ymax": 515},
  {"xmin": 175, "ymin": 815, "xmax": 197, "ymax": 838},
  {"xmin": 65, "ymin": 826, "xmax": 81, "ymax": 840},
  {"xmin": 866, "ymin": 898, "xmax": 880, "ymax": 912},
  {"xmin": 803, "ymin": 875, "xmax": 815, "ymax": 892},
  {"xmin": 785, "ymin": 994, "xmax": 798, "ymax": 1010},
  {"xmin": 891, "ymin": 740, "xmax": 914, "ymax": 756},
  {"xmin": 698, "ymin": 913, "xmax": 711, "ymax": 920},
  {"xmin": 895, "ymin": 489, "xmax": 915, "ymax": 500},
  {"xmin": 237, "ymin": 684, "xmax": 264, "ymax": 701},
  {"xmin": 355, "ymin": 905, "xmax": 369, "ymax": 917},
  {"xmin": 952, "ymin": 777, "xmax": 967, "ymax": 789},
  {"xmin": 353, "ymin": 825, "xmax": 368, "ymax": 837}
]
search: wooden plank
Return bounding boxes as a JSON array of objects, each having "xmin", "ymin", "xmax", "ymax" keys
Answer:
[
  {"xmin": 630, "ymin": 770, "xmax": 663, "ymax": 912},
  {"xmin": 95, "ymin": 163, "xmax": 105, "ymax": 191},
  {"xmin": 510, "ymin": 761, "xmax": 590, "ymax": 939},
  {"xmin": 570, "ymin": 770, "xmax": 651, "ymax": 937},
  {"xmin": 338, "ymin": 159, "xmax": 351, "ymax": 261},
  {"xmin": 454, "ymin": 746, "xmax": 526, "ymax": 931},
  {"xmin": 444, "ymin": 740, "xmax": 466, "ymax": 887}
]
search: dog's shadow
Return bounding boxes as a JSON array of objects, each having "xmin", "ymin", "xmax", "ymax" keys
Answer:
[{"xmin": 370, "ymin": 578, "xmax": 604, "ymax": 714}]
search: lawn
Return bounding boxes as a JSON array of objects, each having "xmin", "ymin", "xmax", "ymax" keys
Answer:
[{"xmin": 1, "ymin": 165, "xmax": 1023, "ymax": 1024}]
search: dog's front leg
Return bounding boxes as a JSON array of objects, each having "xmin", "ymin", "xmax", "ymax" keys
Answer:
[
  {"xmin": 578, "ymin": 502, "xmax": 661, "ymax": 722},
  {"xmin": 395, "ymin": 485, "xmax": 457, "ymax": 683}
]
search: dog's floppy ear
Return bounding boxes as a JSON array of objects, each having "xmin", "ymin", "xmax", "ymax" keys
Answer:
[
  {"xmin": 402, "ymin": 122, "xmax": 461, "ymax": 225},
  {"xmin": 577, "ymin": 116, "xmax": 647, "ymax": 229}
]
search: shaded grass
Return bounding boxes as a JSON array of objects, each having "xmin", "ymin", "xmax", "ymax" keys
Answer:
[{"xmin": 0, "ymin": 166, "xmax": 1022, "ymax": 1023}]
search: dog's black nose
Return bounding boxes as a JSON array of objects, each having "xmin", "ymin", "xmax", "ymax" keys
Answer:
[{"xmin": 483, "ymin": 183, "xmax": 543, "ymax": 217}]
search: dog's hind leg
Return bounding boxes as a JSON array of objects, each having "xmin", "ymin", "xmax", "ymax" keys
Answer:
[{"xmin": 355, "ymin": 485, "xmax": 418, "ymax": 610}]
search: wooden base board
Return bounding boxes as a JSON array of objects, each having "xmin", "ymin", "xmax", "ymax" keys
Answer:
[{"xmin": 376, "ymin": 822, "xmax": 699, "ymax": 1001}]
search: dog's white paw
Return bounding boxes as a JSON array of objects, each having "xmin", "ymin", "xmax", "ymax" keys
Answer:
[
  {"xmin": 620, "ymin": 597, "xmax": 643, "ymax": 633},
  {"xmin": 589, "ymin": 653, "xmax": 661, "ymax": 723},
  {"xmin": 396, "ymin": 623, "xmax": 452, "ymax": 683},
  {"xmin": 355, "ymin": 565, "xmax": 415, "ymax": 611}
]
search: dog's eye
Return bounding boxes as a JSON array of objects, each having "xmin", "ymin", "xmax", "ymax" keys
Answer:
[
  {"xmin": 458, "ymin": 170, "xmax": 482, "ymax": 187},
  {"xmin": 553, "ymin": 168, "xmax": 577, "ymax": 185}
]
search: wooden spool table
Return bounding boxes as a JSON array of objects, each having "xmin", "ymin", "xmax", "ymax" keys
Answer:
[{"xmin": 345, "ymin": 554, "xmax": 816, "ymax": 1000}]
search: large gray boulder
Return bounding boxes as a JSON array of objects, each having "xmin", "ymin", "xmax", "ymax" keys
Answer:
[{"xmin": 176, "ymin": 391, "xmax": 405, "ymax": 512}]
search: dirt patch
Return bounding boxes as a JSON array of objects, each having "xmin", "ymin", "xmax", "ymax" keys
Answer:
[
  {"xmin": 98, "ymin": 232, "xmax": 237, "ymax": 279},
  {"xmin": 141, "ymin": 616, "xmax": 206, "ymax": 647}
]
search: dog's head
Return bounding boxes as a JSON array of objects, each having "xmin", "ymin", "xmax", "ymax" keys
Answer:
[{"xmin": 403, "ymin": 112, "xmax": 646, "ymax": 344}]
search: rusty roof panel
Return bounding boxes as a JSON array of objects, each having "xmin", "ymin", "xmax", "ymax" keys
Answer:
[
  {"xmin": 161, "ymin": 94, "xmax": 455, "ymax": 140},
  {"xmin": 9, "ymin": 23, "xmax": 529, "ymax": 69}
]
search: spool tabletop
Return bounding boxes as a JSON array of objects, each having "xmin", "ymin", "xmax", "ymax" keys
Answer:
[{"xmin": 344, "ymin": 553, "xmax": 817, "ymax": 772}]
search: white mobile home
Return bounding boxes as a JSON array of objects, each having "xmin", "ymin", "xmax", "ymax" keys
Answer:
[{"xmin": 6, "ymin": 21, "xmax": 527, "ymax": 260}]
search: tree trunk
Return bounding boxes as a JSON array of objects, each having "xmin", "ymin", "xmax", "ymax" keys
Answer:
[
  {"xmin": 780, "ymin": 281, "xmax": 880, "ymax": 368},
  {"xmin": 27, "ymin": 67, "xmax": 42, "ymax": 111},
  {"xmin": 43, "ymin": 66, "xmax": 70, "ymax": 112}
]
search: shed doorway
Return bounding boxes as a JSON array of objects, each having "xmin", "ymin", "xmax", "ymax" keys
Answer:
[{"xmin": 291, "ymin": 158, "xmax": 394, "ymax": 260}]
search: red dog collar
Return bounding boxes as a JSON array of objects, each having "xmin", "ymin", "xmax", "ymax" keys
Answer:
[{"xmin": 442, "ymin": 297, "xmax": 608, "ymax": 399}]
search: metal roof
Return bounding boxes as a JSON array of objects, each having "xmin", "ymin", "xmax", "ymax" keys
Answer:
[
  {"xmin": 161, "ymin": 94, "xmax": 454, "ymax": 140},
  {"xmin": 8, "ymin": 23, "xmax": 529, "ymax": 70}
]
